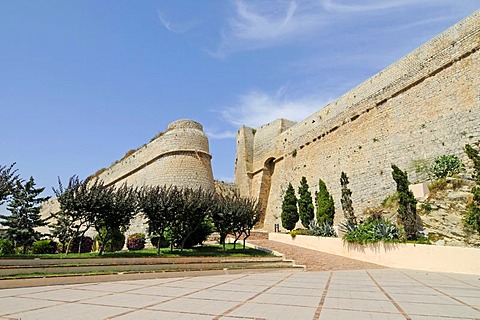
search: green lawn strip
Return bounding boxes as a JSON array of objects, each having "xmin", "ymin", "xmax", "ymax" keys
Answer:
[
  {"xmin": 0, "ymin": 264, "xmax": 291, "ymax": 280},
  {"xmin": 0, "ymin": 244, "xmax": 271, "ymax": 259}
]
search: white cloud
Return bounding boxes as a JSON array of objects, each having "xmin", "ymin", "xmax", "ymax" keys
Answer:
[
  {"xmin": 220, "ymin": 89, "xmax": 330, "ymax": 128},
  {"xmin": 157, "ymin": 10, "xmax": 197, "ymax": 34},
  {"xmin": 320, "ymin": 0, "xmax": 434, "ymax": 13},
  {"xmin": 204, "ymin": 129, "xmax": 237, "ymax": 140},
  {"xmin": 214, "ymin": 0, "xmax": 326, "ymax": 56}
]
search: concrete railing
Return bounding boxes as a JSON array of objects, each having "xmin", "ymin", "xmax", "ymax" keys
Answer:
[{"xmin": 269, "ymin": 233, "xmax": 480, "ymax": 275}]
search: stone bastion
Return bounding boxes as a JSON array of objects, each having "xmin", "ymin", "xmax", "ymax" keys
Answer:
[
  {"xmin": 94, "ymin": 119, "xmax": 215, "ymax": 191},
  {"xmin": 234, "ymin": 10, "xmax": 480, "ymax": 235}
]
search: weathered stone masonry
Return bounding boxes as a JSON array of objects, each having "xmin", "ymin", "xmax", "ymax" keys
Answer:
[
  {"xmin": 40, "ymin": 119, "xmax": 216, "ymax": 237},
  {"xmin": 96, "ymin": 119, "xmax": 215, "ymax": 191},
  {"xmin": 234, "ymin": 11, "xmax": 480, "ymax": 231}
]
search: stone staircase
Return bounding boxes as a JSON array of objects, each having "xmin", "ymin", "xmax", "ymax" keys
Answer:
[{"xmin": 0, "ymin": 256, "xmax": 302, "ymax": 278}]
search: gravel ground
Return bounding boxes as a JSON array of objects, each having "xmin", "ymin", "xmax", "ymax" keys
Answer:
[{"xmin": 248, "ymin": 239, "xmax": 385, "ymax": 271}]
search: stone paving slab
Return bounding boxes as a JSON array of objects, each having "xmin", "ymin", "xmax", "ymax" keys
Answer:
[{"xmin": 0, "ymin": 269, "xmax": 479, "ymax": 319}]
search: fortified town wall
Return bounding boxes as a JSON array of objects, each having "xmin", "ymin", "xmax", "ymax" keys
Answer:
[
  {"xmin": 40, "ymin": 119, "xmax": 216, "ymax": 236},
  {"xmin": 234, "ymin": 11, "xmax": 480, "ymax": 231},
  {"xmin": 94, "ymin": 119, "xmax": 215, "ymax": 191}
]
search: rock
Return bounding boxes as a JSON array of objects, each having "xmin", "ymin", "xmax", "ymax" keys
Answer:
[{"xmin": 435, "ymin": 240, "xmax": 445, "ymax": 246}]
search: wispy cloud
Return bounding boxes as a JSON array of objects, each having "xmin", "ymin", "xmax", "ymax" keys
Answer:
[
  {"xmin": 213, "ymin": 0, "xmax": 326, "ymax": 57},
  {"xmin": 204, "ymin": 129, "xmax": 237, "ymax": 140},
  {"xmin": 157, "ymin": 10, "xmax": 197, "ymax": 34},
  {"xmin": 219, "ymin": 88, "xmax": 330, "ymax": 128},
  {"xmin": 320, "ymin": 0, "xmax": 424, "ymax": 13}
]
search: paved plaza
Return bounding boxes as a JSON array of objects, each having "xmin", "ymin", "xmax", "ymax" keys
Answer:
[{"xmin": 0, "ymin": 269, "xmax": 479, "ymax": 319}]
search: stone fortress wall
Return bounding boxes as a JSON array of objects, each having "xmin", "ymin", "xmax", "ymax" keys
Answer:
[
  {"xmin": 95, "ymin": 119, "xmax": 215, "ymax": 191},
  {"xmin": 234, "ymin": 11, "xmax": 480, "ymax": 231},
  {"xmin": 40, "ymin": 119, "xmax": 216, "ymax": 237}
]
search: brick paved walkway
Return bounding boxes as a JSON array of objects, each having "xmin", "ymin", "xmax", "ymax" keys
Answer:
[
  {"xmin": 1, "ymin": 269, "xmax": 479, "ymax": 319},
  {"xmin": 248, "ymin": 239, "xmax": 384, "ymax": 271}
]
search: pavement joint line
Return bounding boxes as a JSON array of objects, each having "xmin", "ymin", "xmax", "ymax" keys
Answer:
[
  {"xmin": 106, "ymin": 273, "xmax": 251, "ymax": 319},
  {"xmin": 439, "ymin": 272, "xmax": 480, "ymax": 289},
  {"xmin": 312, "ymin": 271, "xmax": 332, "ymax": 320},
  {"xmin": 400, "ymin": 270, "xmax": 480, "ymax": 313},
  {"xmin": 212, "ymin": 272, "xmax": 295, "ymax": 320},
  {"xmin": 0, "ymin": 299, "xmax": 68, "ymax": 318},
  {"xmin": 366, "ymin": 270, "xmax": 412, "ymax": 320}
]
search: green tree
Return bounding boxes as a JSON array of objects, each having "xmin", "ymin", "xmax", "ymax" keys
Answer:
[
  {"xmin": 465, "ymin": 144, "xmax": 480, "ymax": 233},
  {"xmin": 51, "ymin": 176, "xmax": 94, "ymax": 254},
  {"xmin": 0, "ymin": 163, "xmax": 19, "ymax": 205},
  {"xmin": 391, "ymin": 165, "xmax": 418, "ymax": 240},
  {"xmin": 90, "ymin": 182, "xmax": 137, "ymax": 255},
  {"xmin": 0, "ymin": 177, "xmax": 50, "ymax": 253},
  {"xmin": 297, "ymin": 177, "xmax": 314, "ymax": 228},
  {"xmin": 315, "ymin": 179, "xmax": 335, "ymax": 226},
  {"xmin": 167, "ymin": 187, "xmax": 214, "ymax": 251},
  {"xmin": 340, "ymin": 172, "xmax": 355, "ymax": 224},
  {"xmin": 281, "ymin": 183, "xmax": 298, "ymax": 231},
  {"xmin": 138, "ymin": 185, "xmax": 174, "ymax": 254}
]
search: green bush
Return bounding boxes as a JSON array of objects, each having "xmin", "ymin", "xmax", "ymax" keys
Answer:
[
  {"xmin": 343, "ymin": 218, "xmax": 403, "ymax": 244},
  {"xmin": 0, "ymin": 239, "xmax": 14, "ymax": 255},
  {"xmin": 96, "ymin": 228, "xmax": 125, "ymax": 252},
  {"xmin": 181, "ymin": 218, "xmax": 214, "ymax": 249},
  {"xmin": 430, "ymin": 155, "xmax": 463, "ymax": 179},
  {"xmin": 32, "ymin": 239, "xmax": 58, "ymax": 254},
  {"xmin": 150, "ymin": 235, "xmax": 169, "ymax": 248}
]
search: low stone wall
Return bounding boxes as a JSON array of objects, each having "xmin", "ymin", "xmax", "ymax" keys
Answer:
[{"xmin": 269, "ymin": 233, "xmax": 480, "ymax": 275}]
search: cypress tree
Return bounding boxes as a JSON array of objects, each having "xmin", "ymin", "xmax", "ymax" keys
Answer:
[
  {"xmin": 391, "ymin": 165, "xmax": 418, "ymax": 240},
  {"xmin": 465, "ymin": 144, "xmax": 480, "ymax": 233},
  {"xmin": 281, "ymin": 183, "xmax": 299, "ymax": 231},
  {"xmin": 340, "ymin": 172, "xmax": 356, "ymax": 224},
  {"xmin": 298, "ymin": 177, "xmax": 314, "ymax": 228},
  {"xmin": 315, "ymin": 179, "xmax": 335, "ymax": 226},
  {"xmin": 0, "ymin": 177, "xmax": 50, "ymax": 253}
]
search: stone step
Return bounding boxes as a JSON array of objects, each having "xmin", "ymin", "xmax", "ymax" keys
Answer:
[{"xmin": 0, "ymin": 256, "xmax": 301, "ymax": 277}]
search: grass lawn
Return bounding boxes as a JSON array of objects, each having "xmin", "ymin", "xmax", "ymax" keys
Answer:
[{"xmin": 0, "ymin": 244, "xmax": 271, "ymax": 259}]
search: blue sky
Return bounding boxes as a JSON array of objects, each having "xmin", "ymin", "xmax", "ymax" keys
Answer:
[{"xmin": 1, "ymin": 1, "xmax": 479, "ymax": 201}]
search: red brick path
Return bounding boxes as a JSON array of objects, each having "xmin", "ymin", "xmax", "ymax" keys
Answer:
[{"xmin": 248, "ymin": 239, "xmax": 385, "ymax": 271}]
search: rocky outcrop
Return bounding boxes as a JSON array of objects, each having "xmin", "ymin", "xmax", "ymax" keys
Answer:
[{"xmin": 417, "ymin": 178, "xmax": 480, "ymax": 247}]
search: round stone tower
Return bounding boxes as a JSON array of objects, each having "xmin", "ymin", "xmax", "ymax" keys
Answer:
[
  {"xmin": 91, "ymin": 119, "xmax": 215, "ymax": 192},
  {"xmin": 155, "ymin": 119, "xmax": 215, "ymax": 191}
]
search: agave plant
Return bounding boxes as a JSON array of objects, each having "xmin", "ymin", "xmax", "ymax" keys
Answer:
[
  {"xmin": 338, "ymin": 220, "xmax": 358, "ymax": 234},
  {"xmin": 373, "ymin": 219, "xmax": 399, "ymax": 240},
  {"xmin": 309, "ymin": 220, "xmax": 337, "ymax": 237}
]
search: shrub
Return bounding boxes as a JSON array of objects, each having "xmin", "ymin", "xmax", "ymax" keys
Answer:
[
  {"xmin": 430, "ymin": 155, "xmax": 463, "ymax": 179},
  {"xmin": 381, "ymin": 192, "xmax": 399, "ymax": 210},
  {"xmin": 428, "ymin": 178, "xmax": 447, "ymax": 192},
  {"xmin": 150, "ymin": 235, "xmax": 169, "ymax": 248},
  {"xmin": 309, "ymin": 220, "xmax": 336, "ymax": 237},
  {"xmin": 343, "ymin": 217, "xmax": 403, "ymax": 244},
  {"xmin": 340, "ymin": 172, "xmax": 355, "ymax": 224},
  {"xmin": 181, "ymin": 218, "xmax": 214, "ymax": 249},
  {"xmin": 95, "ymin": 227, "xmax": 125, "ymax": 252},
  {"xmin": 126, "ymin": 233, "xmax": 146, "ymax": 251},
  {"xmin": 70, "ymin": 236, "xmax": 94, "ymax": 253},
  {"xmin": 464, "ymin": 144, "xmax": 480, "ymax": 233},
  {"xmin": 289, "ymin": 229, "xmax": 312, "ymax": 238},
  {"xmin": 0, "ymin": 239, "xmax": 14, "ymax": 255},
  {"xmin": 392, "ymin": 165, "xmax": 418, "ymax": 240},
  {"xmin": 32, "ymin": 239, "xmax": 58, "ymax": 254}
]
